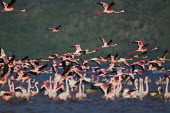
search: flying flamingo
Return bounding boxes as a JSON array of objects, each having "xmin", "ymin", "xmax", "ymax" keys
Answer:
[
  {"xmin": 47, "ymin": 25, "xmax": 65, "ymax": 33},
  {"xmin": 128, "ymin": 41, "xmax": 159, "ymax": 54},
  {"xmin": 93, "ymin": 2, "xmax": 126, "ymax": 15},
  {"xmin": 95, "ymin": 38, "xmax": 118, "ymax": 51},
  {"xmin": 0, "ymin": 0, "xmax": 27, "ymax": 12},
  {"xmin": 157, "ymin": 50, "xmax": 170, "ymax": 61}
]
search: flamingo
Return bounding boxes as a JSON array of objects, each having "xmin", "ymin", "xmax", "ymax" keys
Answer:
[
  {"xmin": 21, "ymin": 78, "xmax": 32, "ymax": 101},
  {"xmin": 28, "ymin": 61, "xmax": 48, "ymax": 76},
  {"xmin": 93, "ymin": 2, "xmax": 126, "ymax": 15},
  {"xmin": 128, "ymin": 41, "xmax": 159, "ymax": 54},
  {"xmin": 30, "ymin": 82, "xmax": 39, "ymax": 96},
  {"xmin": 94, "ymin": 80, "xmax": 118, "ymax": 100},
  {"xmin": 46, "ymin": 76, "xmax": 65, "ymax": 100},
  {"xmin": 47, "ymin": 25, "xmax": 65, "ymax": 33},
  {"xmin": 75, "ymin": 78, "xmax": 87, "ymax": 100},
  {"xmin": 0, "ymin": 0, "xmax": 27, "ymax": 12},
  {"xmin": 14, "ymin": 86, "xmax": 26, "ymax": 98},
  {"xmin": 95, "ymin": 38, "xmax": 118, "ymax": 51},
  {"xmin": 150, "ymin": 87, "xmax": 163, "ymax": 98},
  {"xmin": 1, "ymin": 79, "xmax": 15, "ymax": 101},
  {"xmin": 157, "ymin": 50, "xmax": 170, "ymax": 61},
  {"xmin": 164, "ymin": 77, "xmax": 170, "ymax": 102},
  {"xmin": 16, "ymin": 70, "xmax": 29, "ymax": 83},
  {"xmin": 57, "ymin": 76, "xmax": 71, "ymax": 100},
  {"xmin": 0, "ymin": 63, "xmax": 12, "ymax": 87}
]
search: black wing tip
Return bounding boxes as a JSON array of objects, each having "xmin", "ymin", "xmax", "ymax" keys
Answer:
[{"xmin": 96, "ymin": 2, "xmax": 102, "ymax": 4}]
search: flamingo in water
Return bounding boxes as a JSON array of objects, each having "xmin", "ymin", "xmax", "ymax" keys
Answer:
[
  {"xmin": 164, "ymin": 77, "xmax": 170, "ymax": 102},
  {"xmin": 0, "ymin": 0, "xmax": 27, "ymax": 12},
  {"xmin": 75, "ymin": 78, "xmax": 87, "ymax": 100},
  {"xmin": 93, "ymin": 2, "xmax": 126, "ymax": 15},
  {"xmin": 57, "ymin": 76, "xmax": 71, "ymax": 100}
]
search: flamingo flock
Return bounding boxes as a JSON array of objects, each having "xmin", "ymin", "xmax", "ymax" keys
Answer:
[
  {"xmin": 0, "ymin": 39, "xmax": 170, "ymax": 102},
  {"xmin": 0, "ymin": 1, "xmax": 170, "ymax": 103}
]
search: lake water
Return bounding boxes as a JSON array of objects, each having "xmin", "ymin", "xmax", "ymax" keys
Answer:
[{"xmin": 0, "ymin": 68, "xmax": 170, "ymax": 113}]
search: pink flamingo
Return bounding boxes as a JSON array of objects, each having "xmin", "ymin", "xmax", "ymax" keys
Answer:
[
  {"xmin": 57, "ymin": 76, "xmax": 71, "ymax": 100},
  {"xmin": 0, "ymin": 0, "xmax": 27, "ymax": 12},
  {"xmin": 30, "ymin": 82, "xmax": 39, "ymax": 96},
  {"xmin": 95, "ymin": 38, "xmax": 118, "ymax": 51},
  {"xmin": 93, "ymin": 2, "xmax": 126, "ymax": 15},
  {"xmin": 164, "ymin": 77, "xmax": 170, "ymax": 102},
  {"xmin": 21, "ymin": 78, "xmax": 32, "ymax": 101},
  {"xmin": 47, "ymin": 25, "xmax": 65, "ymax": 33},
  {"xmin": 157, "ymin": 50, "xmax": 170, "ymax": 61},
  {"xmin": 76, "ymin": 78, "xmax": 87, "ymax": 100},
  {"xmin": 1, "ymin": 79, "xmax": 15, "ymax": 101},
  {"xmin": 128, "ymin": 41, "xmax": 159, "ymax": 54}
]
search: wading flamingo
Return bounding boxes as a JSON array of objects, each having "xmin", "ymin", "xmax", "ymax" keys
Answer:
[
  {"xmin": 57, "ymin": 76, "xmax": 71, "ymax": 100},
  {"xmin": 164, "ymin": 77, "xmax": 170, "ymax": 102}
]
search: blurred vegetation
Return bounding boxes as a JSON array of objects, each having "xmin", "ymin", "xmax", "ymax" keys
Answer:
[{"xmin": 0, "ymin": 0, "xmax": 169, "ymax": 60}]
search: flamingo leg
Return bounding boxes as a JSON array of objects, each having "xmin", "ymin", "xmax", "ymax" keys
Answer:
[
  {"xmin": 128, "ymin": 51, "xmax": 138, "ymax": 54},
  {"xmin": 93, "ymin": 12, "xmax": 106, "ymax": 15}
]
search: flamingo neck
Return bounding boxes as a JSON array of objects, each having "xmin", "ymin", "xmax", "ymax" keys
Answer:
[
  {"xmin": 27, "ymin": 79, "xmax": 31, "ymax": 93},
  {"xmin": 145, "ymin": 79, "xmax": 149, "ymax": 94},
  {"xmin": 49, "ymin": 76, "xmax": 52, "ymax": 89},
  {"xmin": 54, "ymin": 77, "xmax": 58, "ymax": 90},
  {"xmin": 135, "ymin": 80, "xmax": 139, "ymax": 91},
  {"xmin": 35, "ymin": 83, "xmax": 39, "ymax": 93},
  {"xmin": 139, "ymin": 78, "xmax": 142, "ymax": 92},
  {"xmin": 66, "ymin": 78, "xmax": 69, "ymax": 93},
  {"xmin": 166, "ymin": 78, "xmax": 169, "ymax": 93},
  {"xmin": 79, "ymin": 79, "xmax": 82, "ymax": 93},
  {"xmin": 141, "ymin": 79, "xmax": 144, "ymax": 92},
  {"xmin": 158, "ymin": 88, "xmax": 161, "ymax": 94},
  {"xmin": 8, "ymin": 80, "xmax": 12, "ymax": 92}
]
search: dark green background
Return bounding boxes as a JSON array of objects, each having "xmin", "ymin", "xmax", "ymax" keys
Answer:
[{"xmin": 0, "ymin": 0, "xmax": 169, "ymax": 60}]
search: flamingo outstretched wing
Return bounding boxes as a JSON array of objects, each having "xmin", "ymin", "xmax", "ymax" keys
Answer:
[
  {"xmin": 56, "ymin": 25, "xmax": 62, "ymax": 30},
  {"xmin": 7, "ymin": 0, "xmax": 16, "ymax": 8},
  {"xmin": 107, "ymin": 2, "xmax": 116, "ymax": 10}
]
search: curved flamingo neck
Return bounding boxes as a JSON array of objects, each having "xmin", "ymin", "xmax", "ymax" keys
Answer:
[
  {"xmin": 27, "ymin": 79, "xmax": 31, "ymax": 93},
  {"xmin": 35, "ymin": 83, "xmax": 39, "ymax": 93},
  {"xmin": 166, "ymin": 78, "xmax": 169, "ymax": 93},
  {"xmin": 49, "ymin": 76, "xmax": 52, "ymax": 89},
  {"xmin": 144, "ymin": 78, "xmax": 149, "ymax": 94}
]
